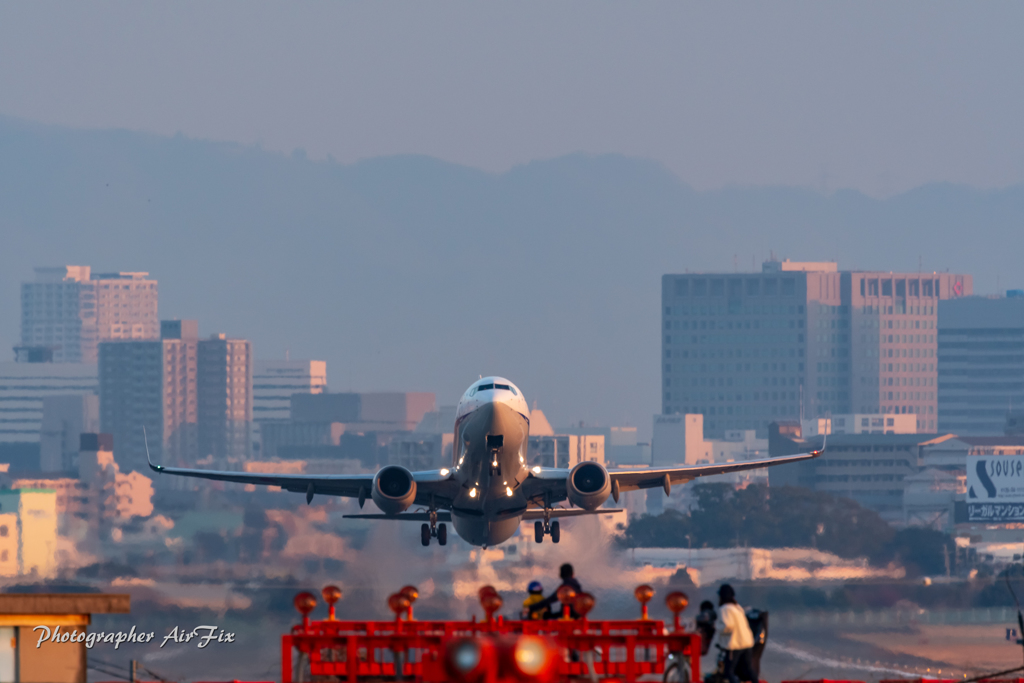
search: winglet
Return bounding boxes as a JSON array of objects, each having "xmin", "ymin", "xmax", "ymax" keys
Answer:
[
  {"xmin": 144, "ymin": 427, "xmax": 164, "ymax": 473},
  {"xmin": 810, "ymin": 431, "xmax": 828, "ymax": 457}
]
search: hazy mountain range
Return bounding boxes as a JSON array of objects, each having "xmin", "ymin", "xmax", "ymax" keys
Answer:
[{"xmin": 2, "ymin": 115, "xmax": 1022, "ymax": 437}]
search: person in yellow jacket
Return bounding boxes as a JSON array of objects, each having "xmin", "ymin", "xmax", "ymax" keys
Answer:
[
  {"xmin": 521, "ymin": 581, "xmax": 551, "ymax": 620},
  {"xmin": 716, "ymin": 584, "xmax": 754, "ymax": 683}
]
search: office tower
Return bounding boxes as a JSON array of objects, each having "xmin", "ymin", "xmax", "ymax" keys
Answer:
[
  {"xmin": 198, "ymin": 335, "xmax": 253, "ymax": 464},
  {"xmin": 662, "ymin": 260, "xmax": 971, "ymax": 438},
  {"xmin": 938, "ymin": 292, "xmax": 1024, "ymax": 435},
  {"xmin": 0, "ymin": 361, "xmax": 97, "ymax": 470},
  {"xmin": 99, "ymin": 321, "xmax": 198, "ymax": 472},
  {"xmin": 251, "ymin": 359, "xmax": 326, "ymax": 458},
  {"xmin": 769, "ymin": 425, "xmax": 934, "ymax": 523},
  {"xmin": 20, "ymin": 267, "xmax": 158, "ymax": 363},
  {"xmin": 40, "ymin": 394, "xmax": 100, "ymax": 472},
  {"xmin": 253, "ymin": 360, "xmax": 327, "ymax": 422}
]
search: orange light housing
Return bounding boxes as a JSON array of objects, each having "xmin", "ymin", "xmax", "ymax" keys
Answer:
[
  {"xmin": 575, "ymin": 592, "xmax": 596, "ymax": 619},
  {"xmin": 665, "ymin": 591, "xmax": 688, "ymax": 631},
  {"xmin": 481, "ymin": 592, "xmax": 504, "ymax": 623},
  {"xmin": 293, "ymin": 591, "xmax": 317, "ymax": 617},
  {"xmin": 388, "ymin": 592, "xmax": 412, "ymax": 620},
  {"xmin": 556, "ymin": 585, "xmax": 577, "ymax": 620},
  {"xmin": 634, "ymin": 584, "xmax": 654, "ymax": 620},
  {"xmin": 321, "ymin": 585, "xmax": 342, "ymax": 620}
]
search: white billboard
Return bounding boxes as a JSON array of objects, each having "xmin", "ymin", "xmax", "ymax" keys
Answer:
[{"xmin": 966, "ymin": 454, "xmax": 1024, "ymax": 522}]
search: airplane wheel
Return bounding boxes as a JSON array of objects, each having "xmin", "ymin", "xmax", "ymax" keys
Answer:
[
  {"xmin": 551, "ymin": 520, "xmax": 561, "ymax": 544},
  {"xmin": 420, "ymin": 523, "xmax": 431, "ymax": 546},
  {"xmin": 437, "ymin": 523, "xmax": 447, "ymax": 546},
  {"xmin": 534, "ymin": 521, "xmax": 544, "ymax": 543}
]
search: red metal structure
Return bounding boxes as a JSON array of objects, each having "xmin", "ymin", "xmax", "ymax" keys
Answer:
[{"xmin": 282, "ymin": 584, "xmax": 702, "ymax": 683}]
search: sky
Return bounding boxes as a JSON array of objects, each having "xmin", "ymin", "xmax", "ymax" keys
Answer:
[{"xmin": 1, "ymin": 2, "xmax": 1023, "ymax": 197}]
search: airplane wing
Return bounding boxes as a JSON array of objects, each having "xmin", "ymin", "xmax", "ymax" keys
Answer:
[
  {"xmin": 145, "ymin": 434, "xmax": 456, "ymax": 505},
  {"xmin": 148, "ymin": 459, "xmax": 459, "ymax": 505},
  {"xmin": 607, "ymin": 447, "xmax": 824, "ymax": 493},
  {"xmin": 523, "ymin": 445, "xmax": 824, "ymax": 504}
]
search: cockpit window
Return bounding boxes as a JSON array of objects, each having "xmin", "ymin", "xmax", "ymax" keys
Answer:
[{"xmin": 475, "ymin": 383, "xmax": 516, "ymax": 395}]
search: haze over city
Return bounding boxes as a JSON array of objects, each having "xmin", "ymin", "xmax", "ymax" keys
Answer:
[{"xmin": 1, "ymin": 3, "xmax": 1024, "ymax": 680}]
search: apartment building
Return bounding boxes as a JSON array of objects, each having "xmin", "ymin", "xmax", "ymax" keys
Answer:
[{"xmin": 20, "ymin": 267, "xmax": 157, "ymax": 363}]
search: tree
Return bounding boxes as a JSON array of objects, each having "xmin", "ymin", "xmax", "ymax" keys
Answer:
[{"xmin": 617, "ymin": 484, "xmax": 910, "ymax": 564}]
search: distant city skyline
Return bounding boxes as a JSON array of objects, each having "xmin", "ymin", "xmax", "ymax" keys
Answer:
[{"xmin": 2, "ymin": 119, "xmax": 1023, "ymax": 441}]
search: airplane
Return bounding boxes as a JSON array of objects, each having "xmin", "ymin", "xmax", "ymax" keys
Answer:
[{"xmin": 147, "ymin": 376, "xmax": 824, "ymax": 548}]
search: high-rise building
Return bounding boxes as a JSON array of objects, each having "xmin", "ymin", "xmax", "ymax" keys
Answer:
[
  {"xmin": 938, "ymin": 292, "xmax": 1024, "ymax": 435},
  {"xmin": 20, "ymin": 267, "xmax": 158, "ymax": 363},
  {"xmin": 0, "ymin": 362, "xmax": 97, "ymax": 465},
  {"xmin": 662, "ymin": 260, "xmax": 971, "ymax": 437},
  {"xmin": 99, "ymin": 321, "xmax": 198, "ymax": 472},
  {"xmin": 40, "ymin": 394, "xmax": 100, "ymax": 472},
  {"xmin": 769, "ymin": 424, "xmax": 935, "ymax": 523},
  {"xmin": 198, "ymin": 335, "xmax": 253, "ymax": 464},
  {"xmin": 252, "ymin": 360, "xmax": 327, "ymax": 423}
]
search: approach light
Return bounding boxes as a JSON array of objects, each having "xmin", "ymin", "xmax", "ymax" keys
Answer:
[
  {"xmin": 503, "ymin": 635, "xmax": 556, "ymax": 682},
  {"xmin": 444, "ymin": 638, "xmax": 494, "ymax": 683},
  {"xmin": 469, "ymin": 488, "xmax": 477, "ymax": 498}
]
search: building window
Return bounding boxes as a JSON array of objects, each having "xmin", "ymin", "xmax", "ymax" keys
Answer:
[
  {"xmin": 781, "ymin": 279, "xmax": 795, "ymax": 296},
  {"xmin": 0, "ymin": 551, "xmax": 6, "ymax": 562},
  {"xmin": 746, "ymin": 279, "xmax": 760, "ymax": 296},
  {"xmin": 693, "ymin": 279, "xmax": 707, "ymax": 296},
  {"xmin": 710, "ymin": 279, "xmax": 725, "ymax": 296},
  {"xmin": 0, "ymin": 526, "xmax": 7, "ymax": 537},
  {"xmin": 674, "ymin": 279, "xmax": 689, "ymax": 296},
  {"xmin": 882, "ymin": 280, "xmax": 892, "ymax": 297}
]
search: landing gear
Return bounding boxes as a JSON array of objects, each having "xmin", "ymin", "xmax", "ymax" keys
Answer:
[
  {"xmin": 533, "ymin": 518, "xmax": 561, "ymax": 544},
  {"xmin": 422, "ymin": 509, "xmax": 447, "ymax": 546}
]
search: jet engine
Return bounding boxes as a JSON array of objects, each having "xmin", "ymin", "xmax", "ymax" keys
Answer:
[
  {"xmin": 372, "ymin": 465, "xmax": 417, "ymax": 515},
  {"xmin": 566, "ymin": 461, "xmax": 611, "ymax": 511}
]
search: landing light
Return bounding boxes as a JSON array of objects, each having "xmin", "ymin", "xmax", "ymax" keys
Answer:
[
  {"xmin": 506, "ymin": 486, "xmax": 513, "ymax": 497},
  {"xmin": 469, "ymin": 488, "xmax": 477, "ymax": 498},
  {"xmin": 532, "ymin": 466, "xmax": 541, "ymax": 474},
  {"xmin": 440, "ymin": 468, "xmax": 450, "ymax": 476}
]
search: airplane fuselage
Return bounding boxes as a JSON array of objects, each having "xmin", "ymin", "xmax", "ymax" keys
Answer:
[{"xmin": 448, "ymin": 378, "xmax": 532, "ymax": 546}]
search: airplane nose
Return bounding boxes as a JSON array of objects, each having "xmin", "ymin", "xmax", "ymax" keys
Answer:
[{"xmin": 459, "ymin": 401, "xmax": 527, "ymax": 453}]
